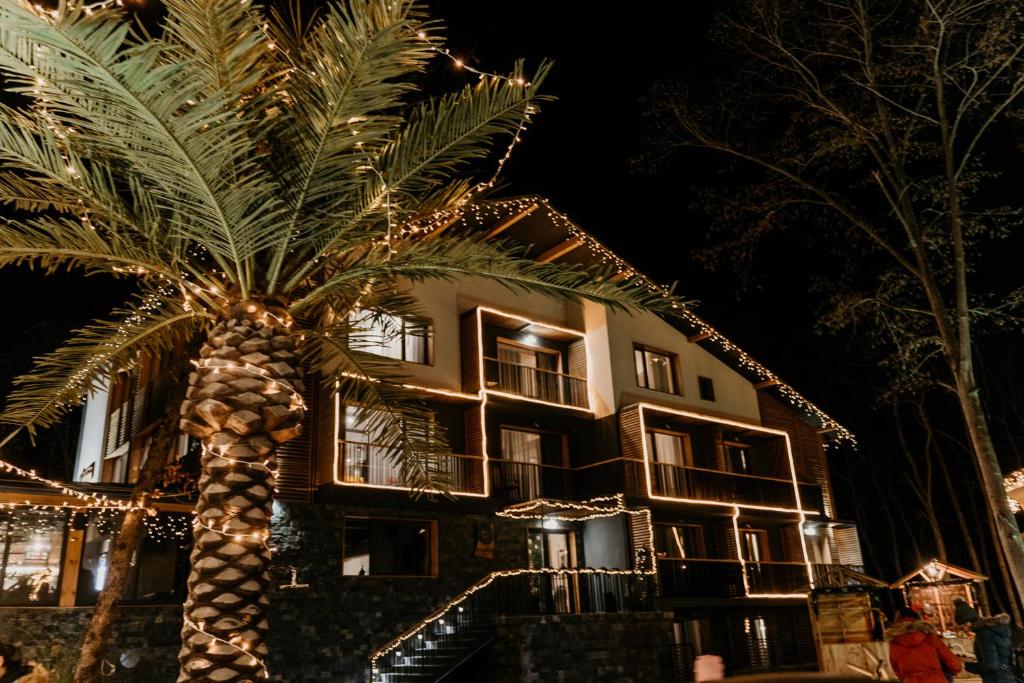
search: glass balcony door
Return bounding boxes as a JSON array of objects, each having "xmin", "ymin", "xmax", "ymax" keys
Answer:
[{"xmin": 496, "ymin": 341, "xmax": 561, "ymax": 403}]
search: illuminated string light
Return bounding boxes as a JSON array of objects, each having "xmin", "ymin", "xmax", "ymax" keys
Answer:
[
  {"xmin": 182, "ymin": 617, "xmax": 268, "ymax": 679},
  {"xmin": 1004, "ymin": 468, "xmax": 1024, "ymax": 512},
  {"xmin": 370, "ymin": 565, "xmax": 657, "ymax": 669},
  {"xmin": 398, "ymin": 198, "xmax": 854, "ymax": 445}
]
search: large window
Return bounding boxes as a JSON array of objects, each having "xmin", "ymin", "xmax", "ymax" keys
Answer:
[
  {"xmin": 77, "ymin": 512, "xmax": 191, "ymax": 605},
  {"xmin": 349, "ymin": 310, "xmax": 432, "ymax": 364},
  {"xmin": 634, "ymin": 346, "xmax": 677, "ymax": 394},
  {"xmin": 342, "ymin": 517, "xmax": 436, "ymax": 577},
  {"xmin": 655, "ymin": 523, "xmax": 705, "ymax": 560},
  {"xmin": 0, "ymin": 510, "xmax": 67, "ymax": 605},
  {"xmin": 647, "ymin": 430, "xmax": 692, "ymax": 467},
  {"xmin": 340, "ymin": 406, "xmax": 403, "ymax": 486},
  {"xmin": 741, "ymin": 529, "xmax": 770, "ymax": 563}
]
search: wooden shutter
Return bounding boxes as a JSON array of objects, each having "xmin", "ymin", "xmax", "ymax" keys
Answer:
[
  {"xmin": 619, "ymin": 405, "xmax": 644, "ymax": 459},
  {"xmin": 275, "ymin": 374, "xmax": 315, "ymax": 502}
]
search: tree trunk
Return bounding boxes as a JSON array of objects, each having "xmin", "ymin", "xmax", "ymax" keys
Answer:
[
  {"xmin": 957, "ymin": 375, "xmax": 1024, "ymax": 622},
  {"xmin": 935, "ymin": 446, "xmax": 990, "ymax": 613},
  {"xmin": 177, "ymin": 301, "xmax": 303, "ymax": 682},
  {"xmin": 74, "ymin": 388, "xmax": 185, "ymax": 683}
]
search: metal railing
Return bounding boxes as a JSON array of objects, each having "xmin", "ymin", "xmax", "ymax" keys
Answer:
[
  {"xmin": 337, "ymin": 441, "xmax": 485, "ymax": 494},
  {"xmin": 490, "ymin": 459, "xmax": 572, "ymax": 501},
  {"xmin": 745, "ymin": 561, "xmax": 811, "ymax": 594},
  {"xmin": 649, "ymin": 462, "xmax": 802, "ymax": 510},
  {"xmin": 370, "ymin": 569, "xmax": 655, "ymax": 682},
  {"xmin": 483, "ymin": 358, "xmax": 588, "ymax": 408},
  {"xmin": 657, "ymin": 558, "xmax": 746, "ymax": 599}
]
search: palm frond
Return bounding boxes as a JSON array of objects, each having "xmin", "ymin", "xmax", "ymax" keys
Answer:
[
  {"xmin": 280, "ymin": 61, "xmax": 552, "ymax": 291},
  {"xmin": 0, "ymin": 0, "xmax": 284, "ymax": 293},
  {"xmin": 0, "ymin": 288, "xmax": 205, "ymax": 436},
  {"xmin": 264, "ymin": 0, "xmax": 432, "ymax": 291},
  {"xmin": 304, "ymin": 324, "xmax": 452, "ymax": 494},
  {"xmin": 295, "ymin": 232, "xmax": 687, "ymax": 315},
  {"xmin": 0, "ymin": 215, "xmax": 176, "ymax": 278}
]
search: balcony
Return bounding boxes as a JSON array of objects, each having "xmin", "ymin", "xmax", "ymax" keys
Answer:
[
  {"xmin": 336, "ymin": 441, "xmax": 485, "ymax": 494},
  {"xmin": 658, "ymin": 558, "xmax": 746, "ymax": 599},
  {"xmin": 745, "ymin": 562, "xmax": 810, "ymax": 594},
  {"xmin": 490, "ymin": 459, "xmax": 572, "ymax": 501},
  {"xmin": 483, "ymin": 357, "xmax": 588, "ymax": 409},
  {"xmin": 649, "ymin": 462, "xmax": 808, "ymax": 511}
]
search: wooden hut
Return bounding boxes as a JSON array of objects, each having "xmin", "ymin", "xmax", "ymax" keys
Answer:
[{"xmin": 892, "ymin": 560, "xmax": 986, "ymax": 634}]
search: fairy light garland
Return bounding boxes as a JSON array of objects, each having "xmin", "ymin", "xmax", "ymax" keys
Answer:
[
  {"xmin": 1004, "ymin": 469, "xmax": 1024, "ymax": 512},
  {"xmin": 182, "ymin": 616, "xmax": 268, "ymax": 679},
  {"xmin": 370, "ymin": 565, "xmax": 657, "ymax": 669},
  {"xmin": 399, "ymin": 196, "xmax": 855, "ymax": 445}
]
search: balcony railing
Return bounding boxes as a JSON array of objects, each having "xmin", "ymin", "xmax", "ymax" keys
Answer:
[
  {"xmin": 649, "ymin": 462, "xmax": 805, "ymax": 510},
  {"xmin": 797, "ymin": 483, "xmax": 825, "ymax": 514},
  {"xmin": 483, "ymin": 358, "xmax": 588, "ymax": 408},
  {"xmin": 490, "ymin": 460, "xmax": 572, "ymax": 501},
  {"xmin": 337, "ymin": 441, "xmax": 485, "ymax": 494},
  {"xmin": 657, "ymin": 558, "xmax": 746, "ymax": 599},
  {"xmin": 745, "ymin": 561, "xmax": 810, "ymax": 594}
]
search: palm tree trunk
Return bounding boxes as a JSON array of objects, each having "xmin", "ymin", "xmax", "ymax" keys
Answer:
[
  {"xmin": 75, "ymin": 389, "xmax": 184, "ymax": 683},
  {"xmin": 177, "ymin": 302, "xmax": 303, "ymax": 682}
]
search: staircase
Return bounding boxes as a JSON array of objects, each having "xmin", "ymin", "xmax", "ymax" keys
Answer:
[{"xmin": 370, "ymin": 569, "xmax": 656, "ymax": 683}]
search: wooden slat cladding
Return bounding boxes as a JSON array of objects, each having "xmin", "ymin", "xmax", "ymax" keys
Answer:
[
  {"xmin": 757, "ymin": 392, "xmax": 835, "ymax": 518},
  {"xmin": 567, "ymin": 338, "xmax": 587, "ymax": 379},
  {"xmin": 717, "ymin": 523, "xmax": 739, "ymax": 560},
  {"xmin": 834, "ymin": 527, "xmax": 864, "ymax": 566},
  {"xmin": 314, "ymin": 379, "xmax": 337, "ymax": 488},
  {"xmin": 464, "ymin": 406, "xmax": 483, "ymax": 456},
  {"xmin": 780, "ymin": 525, "xmax": 806, "ymax": 563},
  {"xmin": 275, "ymin": 373, "xmax": 316, "ymax": 502},
  {"xmin": 628, "ymin": 510, "xmax": 654, "ymax": 570},
  {"xmin": 459, "ymin": 311, "xmax": 480, "ymax": 394},
  {"xmin": 619, "ymin": 404, "xmax": 645, "ymax": 459}
]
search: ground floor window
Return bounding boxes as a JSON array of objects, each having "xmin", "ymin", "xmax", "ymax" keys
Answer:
[
  {"xmin": 76, "ymin": 512, "xmax": 191, "ymax": 605},
  {"xmin": 0, "ymin": 509, "xmax": 67, "ymax": 605},
  {"xmin": 342, "ymin": 517, "xmax": 436, "ymax": 577}
]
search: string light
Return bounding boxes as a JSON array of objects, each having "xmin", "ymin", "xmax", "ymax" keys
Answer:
[
  {"xmin": 182, "ymin": 616, "xmax": 268, "ymax": 680},
  {"xmin": 0, "ymin": 459, "xmax": 148, "ymax": 511},
  {"xmin": 399, "ymin": 197, "xmax": 854, "ymax": 445},
  {"xmin": 370, "ymin": 565, "xmax": 657, "ymax": 669},
  {"xmin": 1004, "ymin": 469, "xmax": 1024, "ymax": 512}
]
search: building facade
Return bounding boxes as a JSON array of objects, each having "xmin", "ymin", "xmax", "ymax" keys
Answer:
[{"xmin": 0, "ymin": 198, "xmax": 862, "ymax": 682}]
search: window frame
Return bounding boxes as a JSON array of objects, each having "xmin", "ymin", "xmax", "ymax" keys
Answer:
[
  {"xmin": 349, "ymin": 310, "xmax": 434, "ymax": 365},
  {"xmin": 633, "ymin": 344, "xmax": 681, "ymax": 395},
  {"xmin": 697, "ymin": 375, "xmax": 716, "ymax": 402},
  {"xmin": 654, "ymin": 522, "xmax": 706, "ymax": 560},
  {"xmin": 341, "ymin": 516, "xmax": 439, "ymax": 579},
  {"xmin": 645, "ymin": 427, "xmax": 694, "ymax": 468}
]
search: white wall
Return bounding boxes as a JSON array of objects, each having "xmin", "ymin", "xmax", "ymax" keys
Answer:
[
  {"xmin": 73, "ymin": 382, "xmax": 110, "ymax": 482},
  {"xmin": 395, "ymin": 279, "xmax": 762, "ymax": 423}
]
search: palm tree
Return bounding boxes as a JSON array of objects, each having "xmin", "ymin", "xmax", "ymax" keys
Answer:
[{"xmin": 0, "ymin": 1, "xmax": 676, "ymax": 680}]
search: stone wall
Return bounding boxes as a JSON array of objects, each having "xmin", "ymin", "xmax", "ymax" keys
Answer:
[
  {"xmin": 0, "ymin": 500, "xmax": 529, "ymax": 682},
  {"xmin": 490, "ymin": 611, "xmax": 677, "ymax": 683},
  {"xmin": 0, "ymin": 605, "xmax": 181, "ymax": 681}
]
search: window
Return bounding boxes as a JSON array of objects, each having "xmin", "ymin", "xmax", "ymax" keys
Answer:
[
  {"xmin": 77, "ymin": 512, "xmax": 191, "ymax": 605},
  {"xmin": 741, "ymin": 529, "xmax": 770, "ymax": 563},
  {"xmin": 495, "ymin": 340, "xmax": 562, "ymax": 403},
  {"xmin": 655, "ymin": 524, "xmax": 705, "ymax": 560},
  {"xmin": 647, "ymin": 430, "xmax": 692, "ymax": 467},
  {"xmin": 634, "ymin": 346, "xmax": 677, "ymax": 393},
  {"xmin": 342, "ymin": 518, "xmax": 436, "ymax": 577},
  {"xmin": 340, "ymin": 406, "xmax": 403, "ymax": 486},
  {"xmin": 698, "ymin": 376, "xmax": 716, "ymax": 402},
  {"xmin": 0, "ymin": 510, "xmax": 67, "ymax": 605},
  {"xmin": 724, "ymin": 441, "xmax": 752, "ymax": 475},
  {"xmin": 349, "ymin": 310, "xmax": 432, "ymax": 364}
]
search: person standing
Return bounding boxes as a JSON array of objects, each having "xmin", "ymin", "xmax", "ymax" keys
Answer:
[
  {"xmin": 953, "ymin": 598, "xmax": 1016, "ymax": 683},
  {"xmin": 888, "ymin": 607, "xmax": 963, "ymax": 683}
]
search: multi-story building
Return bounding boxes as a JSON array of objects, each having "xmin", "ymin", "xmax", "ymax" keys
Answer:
[{"xmin": 0, "ymin": 196, "xmax": 863, "ymax": 682}]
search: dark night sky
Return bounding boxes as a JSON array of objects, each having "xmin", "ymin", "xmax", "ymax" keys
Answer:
[{"xmin": 0, "ymin": 0, "xmax": 851, "ymax": 454}]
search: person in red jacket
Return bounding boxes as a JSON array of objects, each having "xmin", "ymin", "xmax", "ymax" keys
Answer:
[{"xmin": 887, "ymin": 607, "xmax": 963, "ymax": 683}]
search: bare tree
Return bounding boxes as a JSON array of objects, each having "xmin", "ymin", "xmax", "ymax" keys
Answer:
[{"xmin": 643, "ymin": 0, "xmax": 1024, "ymax": 610}]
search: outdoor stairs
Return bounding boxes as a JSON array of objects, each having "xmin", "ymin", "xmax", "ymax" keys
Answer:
[{"xmin": 376, "ymin": 620, "xmax": 494, "ymax": 683}]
